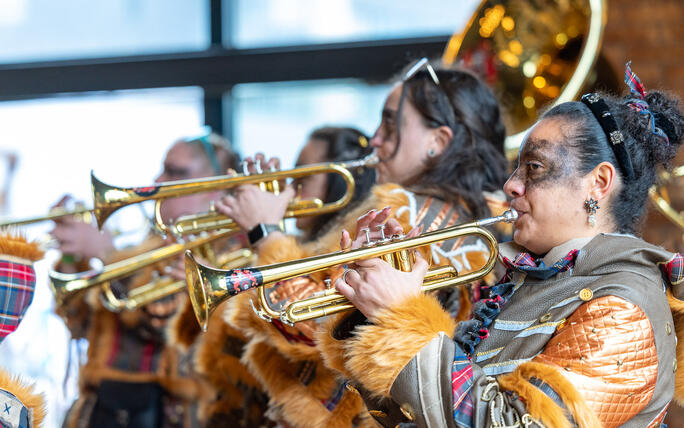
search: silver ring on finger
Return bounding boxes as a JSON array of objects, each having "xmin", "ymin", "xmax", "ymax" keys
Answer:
[{"xmin": 342, "ymin": 268, "xmax": 358, "ymax": 284}]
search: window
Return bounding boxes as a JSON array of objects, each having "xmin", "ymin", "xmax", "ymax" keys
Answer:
[
  {"xmin": 230, "ymin": 0, "xmax": 480, "ymax": 48},
  {"xmin": 0, "ymin": 0, "xmax": 208, "ymax": 63}
]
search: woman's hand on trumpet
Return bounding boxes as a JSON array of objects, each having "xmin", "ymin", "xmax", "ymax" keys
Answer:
[
  {"xmin": 335, "ymin": 207, "xmax": 426, "ymax": 319},
  {"xmin": 213, "ymin": 153, "xmax": 295, "ymax": 236}
]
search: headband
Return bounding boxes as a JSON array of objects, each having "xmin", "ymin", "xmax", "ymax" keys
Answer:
[{"xmin": 581, "ymin": 93, "xmax": 636, "ymax": 181}]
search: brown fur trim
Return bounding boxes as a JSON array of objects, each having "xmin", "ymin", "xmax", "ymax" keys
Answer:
[
  {"xmin": 227, "ymin": 292, "xmax": 323, "ymax": 361},
  {"xmin": 194, "ymin": 301, "xmax": 261, "ymax": 391},
  {"xmin": 668, "ymin": 291, "xmax": 684, "ymax": 405},
  {"xmin": 511, "ymin": 362, "xmax": 602, "ymax": 428},
  {"xmin": 242, "ymin": 340, "xmax": 370, "ymax": 428},
  {"xmin": 344, "ymin": 293, "xmax": 456, "ymax": 398},
  {"xmin": 0, "ymin": 369, "xmax": 46, "ymax": 428},
  {"xmin": 0, "ymin": 232, "xmax": 43, "ymax": 262},
  {"xmin": 315, "ymin": 313, "xmax": 355, "ymax": 379},
  {"xmin": 497, "ymin": 366, "xmax": 571, "ymax": 428},
  {"xmin": 168, "ymin": 298, "xmax": 201, "ymax": 351}
]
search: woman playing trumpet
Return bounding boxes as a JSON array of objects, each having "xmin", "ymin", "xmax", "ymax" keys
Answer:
[
  {"xmin": 324, "ymin": 64, "xmax": 684, "ymax": 427},
  {"xmin": 210, "ymin": 59, "xmax": 511, "ymax": 427}
]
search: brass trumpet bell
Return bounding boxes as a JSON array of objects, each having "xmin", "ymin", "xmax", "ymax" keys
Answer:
[
  {"xmin": 50, "ymin": 228, "xmax": 235, "ymax": 306},
  {"xmin": 100, "ymin": 248, "xmax": 255, "ymax": 312},
  {"xmin": 186, "ymin": 209, "xmax": 517, "ymax": 331}
]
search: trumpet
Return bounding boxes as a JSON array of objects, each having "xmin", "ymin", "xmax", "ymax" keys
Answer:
[
  {"xmin": 100, "ymin": 248, "xmax": 255, "ymax": 312},
  {"xmin": 50, "ymin": 228, "xmax": 235, "ymax": 306},
  {"xmin": 186, "ymin": 209, "xmax": 518, "ymax": 331},
  {"xmin": 0, "ymin": 204, "xmax": 92, "ymax": 227},
  {"xmin": 92, "ymin": 153, "xmax": 378, "ymax": 237}
]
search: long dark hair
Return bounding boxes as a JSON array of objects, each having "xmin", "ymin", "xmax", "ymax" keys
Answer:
[
  {"xmin": 303, "ymin": 127, "xmax": 376, "ymax": 239},
  {"xmin": 543, "ymin": 91, "xmax": 684, "ymax": 234},
  {"xmin": 395, "ymin": 65, "xmax": 508, "ymax": 219}
]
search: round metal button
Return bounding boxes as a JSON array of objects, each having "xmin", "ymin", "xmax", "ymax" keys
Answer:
[
  {"xmin": 345, "ymin": 383, "xmax": 359, "ymax": 394},
  {"xmin": 400, "ymin": 403, "xmax": 415, "ymax": 421},
  {"xmin": 579, "ymin": 288, "xmax": 593, "ymax": 301},
  {"xmin": 666, "ymin": 322, "xmax": 672, "ymax": 335}
]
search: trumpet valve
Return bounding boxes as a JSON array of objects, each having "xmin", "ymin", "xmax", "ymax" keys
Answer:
[
  {"xmin": 324, "ymin": 278, "xmax": 332, "ymax": 289},
  {"xmin": 376, "ymin": 224, "xmax": 391, "ymax": 243},
  {"xmin": 360, "ymin": 227, "xmax": 373, "ymax": 247}
]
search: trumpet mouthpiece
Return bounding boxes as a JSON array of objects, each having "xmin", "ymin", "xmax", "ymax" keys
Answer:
[{"xmin": 504, "ymin": 208, "xmax": 518, "ymax": 223}]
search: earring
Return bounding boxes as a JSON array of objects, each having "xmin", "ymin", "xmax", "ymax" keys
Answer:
[
  {"xmin": 584, "ymin": 198, "xmax": 600, "ymax": 227},
  {"xmin": 427, "ymin": 148, "xmax": 436, "ymax": 157}
]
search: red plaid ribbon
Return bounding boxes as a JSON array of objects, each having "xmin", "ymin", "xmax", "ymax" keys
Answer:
[
  {"xmin": 624, "ymin": 61, "xmax": 647, "ymax": 99},
  {"xmin": 0, "ymin": 260, "xmax": 36, "ymax": 340},
  {"xmin": 662, "ymin": 253, "xmax": 683, "ymax": 286}
]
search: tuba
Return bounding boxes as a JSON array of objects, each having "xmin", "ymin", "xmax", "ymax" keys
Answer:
[
  {"xmin": 442, "ymin": 0, "xmax": 607, "ymax": 157},
  {"xmin": 649, "ymin": 165, "xmax": 684, "ymax": 231},
  {"xmin": 186, "ymin": 210, "xmax": 517, "ymax": 331}
]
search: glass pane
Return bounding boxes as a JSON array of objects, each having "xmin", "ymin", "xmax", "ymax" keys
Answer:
[
  {"xmin": 0, "ymin": 87, "xmax": 204, "ymax": 428},
  {"xmin": 232, "ymin": 79, "xmax": 391, "ymax": 169},
  {"xmin": 0, "ymin": 0, "xmax": 208, "ymax": 63},
  {"xmin": 230, "ymin": 0, "xmax": 481, "ymax": 48}
]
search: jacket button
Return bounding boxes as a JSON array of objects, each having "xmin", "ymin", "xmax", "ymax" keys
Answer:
[
  {"xmin": 666, "ymin": 322, "xmax": 672, "ymax": 335},
  {"xmin": 345, "ymin": 383, "xmax": 359, "ymax": 394},
  {"xmin": 369, "ymin": 410, "xmax": 387, "ymax": 418},
  {"xmin": 579, "ymin": 288, "xmax": 593, "ymax": 301},
  {"xmin": 674, "ymin": 359, "xmax": 678, "ymax": 373},
  {"xmin": 539, "ymin": 313, "xmax": 552, "ymax": 322},
  {"xmin": 400, "ymin": 403, "xmax": 415, "ymax": 421}
]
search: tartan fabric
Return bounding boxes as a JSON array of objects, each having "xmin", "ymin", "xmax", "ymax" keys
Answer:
[
  {"xmin": 321, "ymin": 380, "xmax": 346, "ymax": 411},
  {"xmin": 661, "ymin": 253, "xmax": 683, "ymax": 286},
  {"xmin": 0, "ymin": 260, "xmax": 36, "ymax": 341},
  {"xmin": 624, "ymin": 61, "xmax": 670, "ymax": 144},
  {"xmin": 452, "ymin": 353, "xmax": 475, "ymax": 427},
  {"xmin": 501, "ymin": 249, "xmax": 578, "ymax": 280},
  {"xmin": 625, "ymin": 60, "xmax": 647, "ymax": 99}
]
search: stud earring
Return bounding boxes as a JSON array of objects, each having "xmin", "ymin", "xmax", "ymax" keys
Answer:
[
  {"xmin": 584, "ymin": 198, "xmax": 600, "ymax": 227},
  {"xmin": 427, "ymin": 148, "xmax": 436, "ymax": 157}
]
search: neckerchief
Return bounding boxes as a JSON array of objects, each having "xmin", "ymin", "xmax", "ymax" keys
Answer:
[{"xmin": 455, "ymin": 249, "xmax": 579, "ymax": 356}]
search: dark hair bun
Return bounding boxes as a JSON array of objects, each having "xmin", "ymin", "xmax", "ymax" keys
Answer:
[{"xmin": 621, "ymin": 90, "xmax": 684, "ymax": 167}]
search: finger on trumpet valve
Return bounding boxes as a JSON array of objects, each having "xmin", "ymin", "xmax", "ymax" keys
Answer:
[
  {"xmin": 376, "ymin": 223, "xmax": 389, "ymax": 243},
  {"xmin": 360, "ymin": 227, "xmax": 372, "ymax": 247}
]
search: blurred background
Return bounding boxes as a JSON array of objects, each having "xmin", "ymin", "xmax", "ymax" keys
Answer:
[{"xmin": 0, "ymin": 1, "xmax": 682, "ymax": 427}]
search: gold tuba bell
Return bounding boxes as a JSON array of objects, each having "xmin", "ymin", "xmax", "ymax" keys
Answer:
[
  {"xmin": 649, "ymin": 165, "xmax": 684, "ymax": 231},
  {"xmin": 185, "ymin": 210, "xmax": 517, "ymax": 331},
  {"xmin": 442, "ymin": 0, "xmax": 607, "ymax": 157}
]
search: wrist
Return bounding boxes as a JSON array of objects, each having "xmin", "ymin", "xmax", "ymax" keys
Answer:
[{"xmin": 247, "ymin": 223, "xmax": 283, "ymax": 246}]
